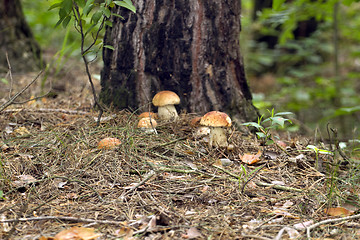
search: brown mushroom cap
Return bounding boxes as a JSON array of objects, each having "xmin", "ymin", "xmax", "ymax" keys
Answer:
[
  {"xmin": 152, "ymin": 91, "xmax": 180, "ymax": 107},
  {"xmin": 138, "ymin": 112, "xmax": 158, "ymax": 119},
  {"xmin": 200, "ymin": 111, "xmax": 232, "ymax": 127},
  {"xmin": 137, "ymin": 117, "xmax": 158, "ymax": 128},
  {"xmin": 97, "ymin": 137, "xmax": 121, "ymax": 150}
]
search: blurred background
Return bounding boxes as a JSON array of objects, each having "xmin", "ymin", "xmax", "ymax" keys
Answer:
[{"xmin": 20, "ymin": 0, "xmax": 360, "ymax": 140}]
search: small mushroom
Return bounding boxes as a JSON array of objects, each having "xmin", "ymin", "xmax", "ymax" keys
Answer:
[
  {"xmin": 152, "ymin": 90, "xmax": 180, "ymax": 120},
  {"xmin": 98, "ymin": 137, "xmax": 121, "ymax": 150},
  {"xmin": 137, "ymin": 117, "xmax": 158, "ymax": 133},
  {"xmin": 200, "ymin": 111, "xmax": 232, "ymax": 148},
  {"xmin": 138, "ymin": 112, "xmax": 158, "ymax": 120}
]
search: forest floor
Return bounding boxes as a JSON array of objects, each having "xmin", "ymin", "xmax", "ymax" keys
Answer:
[{"xmin": 0, "ymin": 61, "xmax": 360, "ymax": 240}]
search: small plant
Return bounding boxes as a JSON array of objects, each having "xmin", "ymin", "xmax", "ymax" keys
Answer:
[
  {"xmin": 242, "ymin": 109, "xmax": 293, "ymax": 145},
  {"xmin": 239, "ymin": 164, "xmax": 264, "ymax": 193},
  {"xmin": 306, "ymin": 144, "xmax": 334, "ymax": 170}
]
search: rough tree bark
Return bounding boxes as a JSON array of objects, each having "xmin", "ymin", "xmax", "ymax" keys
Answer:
[
  {"xmin": 0, "ymin": 0, "xmax": 42, "ymax": 73},
  {"xmin": 100, "ymin": 0, "xmax": 258, "ymax": 124}
]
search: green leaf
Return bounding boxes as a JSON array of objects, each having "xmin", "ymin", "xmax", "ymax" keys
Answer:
[
  {"xmin": 85, "ymin": 23, "xmax": 98, "ymax": 36},
  {"xmin": 1, "ymin": 78, "xmax": 9, "ymax": 84},
  {"xmin": 55, "ymin": 8, "xmax": 68, "ymax": 27},
  {"xmin": 256, "ymin": 132, "xmax": 267, "ymax": 139},
  {"xmin": 333, "ymin": 106, "xmax": 360, "ymax": 116},
  {"xmin": 242, "ymin": 122, "xmax": 263, "ymax": 130},
  {"xmin": 0, "ymin": 190, "xmax": 3, "ymax": 200},
  {"xmin": 83, "ymin": 0, "xmax": 94, "ymax": 16},
  {"xmin": 91, "ymin": 10, "xmax": 103, "ymax": 23},
  {"xmin": 104, "ymin": 45, "xmax": 115, "ymax": 50},
  {"xmin": 274, "ymin": 111, "xmax": 293, "ymax": 116},
  {"xmin": 306, "ymin": 145, "xmax": 318, "ymax": 152},
  {"xmin": 270, "ymin": 116, "xmax": 289, "ymax": 128},
  {"xmin": 48, "ymin": 2, "xmax": 62, "ymax": 11},
  {"xmin": 55, "ymin": 18, "xmax": 64, "ymax": 28},
  {"xmin": 75, "ymin": 0, "xmax": 86, "ymax": 8},
  {"xmin": 112, "ymin": 13, "xmax": 124, "ymax": 19},
  {"xmin": 114, "ymin": 0, "xmax": 136, "ymax": 13},
  {"xmin": 62, "ymin": 15, "xmax": 71, "ymax": 28},
  {"xmin": 59, "ymin": 7, "xmax": 68, "ymax": 19},
  {"xmin": 272, "ymin": 0, "xmax": 285, "ymax": 10},
  {"xmin": 100, "ymin": 6, "xmax": 111, "ymax": 18},
  {"xmin": 318, "ymin": 149, "xmax": 334, "ymax": 155},
  {"xmin": 62, "ymin": 0, "xmax": 73, "ymax": 14},
  {"xmin": 105, "ymin": 20, "xmax": 113, "ymax": 27}
]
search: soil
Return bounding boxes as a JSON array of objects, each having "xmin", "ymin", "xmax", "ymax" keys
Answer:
[{"xmin": 0, "ymin": 60, "xmax": 359, "ymax": 240}]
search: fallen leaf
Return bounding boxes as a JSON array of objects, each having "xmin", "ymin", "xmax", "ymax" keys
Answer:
[
  {"xmin": 240, "ymin": 150, "xmax": 262, "ymax": 164},
  {"xmin": 0, "ymin": 141, "xmax": 10, "ymax": 151},
  {"xmin": 54, "ymin": 226, "xmax": 101, "ymax": 240},
  {"xmin": 276, "ymin": 140, "xmax": 287, "ymax": 148},
  {"xmin": 190, "ymin": 117, "xmax": 202, "ymax": 127},
  {"xmin": 115, "ymin": 226, "xmax": 133, "ymax": 238},
  {"xmin": 183, "ymin": 227, "xmax": 203, "ymax": 239},
  {"xmin": 28, "ymin": 95, "xmax": 36, "ymax": 105},
  {"xmin": 13, "ymin": 126, "xmax": 30, "ymax": 136},
  {"xmin": 324, "ymin": 207, "xmax": 354, "ymax": 217},
  {"xmin": 13, "ymin": 175, "xmax": 37, "ymax": 188}
]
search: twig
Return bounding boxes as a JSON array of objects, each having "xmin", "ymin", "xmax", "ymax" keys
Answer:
[
  {"xmin": 306, "ymin": 213, "xmax": 360, "ymax": 239},
  {"xmin": 119, "ymin": 170, "xmax": 156, "ymax": 200},
  {"xmin": 240, "ymin": 234, "xmax": 272, "ymax": 240},
  {"xmin": 255, "ymin": 181, "xmax": 303, "ymax": 192},
  {"xmin": 1, "ymin": 108, "xmax": 91, "ymax": 115},
  {"xmin": 0, "ymin": 70, "xmax": 43, "ymax": 112},
  {"xmin": 274, "ymin": 226, "xmax": 297, "ymax": 240},
  {"xmin": 212, "ymin": 164, "xmax": 239, "ymax": 178},
  {"xmin": 53, "ymin": 175, "xmax": 103, "ymax": 201},
  {"xmin": 5, "ymin": 52, "xmax": 13, "ymax": 98},
  {"xmin": 4, "ymin": 194, "xmax": 29, "ymax": 240},
  {"xmin": 148, "ymin": 137, "xmax": 188, "ymax": 149},
  {"xmin": 331, "ymin": 127, "xmax": 349, "ymax": 161},
  {"xmin": 0, "ymin": 216, "xmax": 130, "ymax": 227}
]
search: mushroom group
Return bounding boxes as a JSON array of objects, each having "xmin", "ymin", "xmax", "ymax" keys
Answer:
[
  {"xmin": 200, "ymin": 111, "xmax": 232, "ymax": 148},
  {"xmin": 152, "ymin": 90, "xmax": 180, "ymax": 120}
]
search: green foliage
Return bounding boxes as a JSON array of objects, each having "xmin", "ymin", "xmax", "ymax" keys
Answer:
[
  {"xmin": 1, "ymin": 78, "xmax": 8, "ymax": 85},
  {"xmin": 242, "ymin": 109, "xmax": 293, "ymax": 144},
  {"xmin": 238, "ymin": 164, "xmax": 263, "ymax": 193},
  {"xmin": 242, "ymin": 0, "xmax": 360, "ymax": 138},
  {"xmin": 49, "ymin": 0, "xmax": 135, "ymax": 55}
]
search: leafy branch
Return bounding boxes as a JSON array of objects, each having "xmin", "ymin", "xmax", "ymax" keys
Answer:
[{"xmin": 49, "ymin": 0, "xmax": 136, "ymax": 125}]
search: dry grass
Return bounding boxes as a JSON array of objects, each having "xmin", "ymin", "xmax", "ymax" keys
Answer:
[{"xmin": 0, "ymin": 72, "xmax": 360, "ymax": 240}]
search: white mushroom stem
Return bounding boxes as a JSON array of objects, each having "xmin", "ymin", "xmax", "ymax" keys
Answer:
[
  {"xmin": 209, "ymin": 127, "xmax": 228, "ymax": 148},
  {"xmin": 157, "ymin": 104, "xmax": 178, "ymax": 120}
]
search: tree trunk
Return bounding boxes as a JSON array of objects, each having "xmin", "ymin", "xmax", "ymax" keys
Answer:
[
  {"xmin": 100, "ymin": 0, "xmax": 258, "ymax": 124},
  {"xmin": 0, "ymin": 0, "xmax": 42, "ymax": 73}
]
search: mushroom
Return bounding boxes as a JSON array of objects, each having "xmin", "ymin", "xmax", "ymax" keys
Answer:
[
  {"xmin": 137, "ymin": 117, "xmax": 158, "ymax": 133},
  {"xmin": 97, "ymin": 137, "xmax": 121, "ymax": 150},
  {"xmin": 152, "ymin": 90, "xmax": 180, "ymax": 120},
  {"xmin": 199, "ymin": 111, "xmax": 232, "ymax": 148},
  {"xmin": 138, "ymin": 112, "xmax": 158, "ymax": 120}
]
